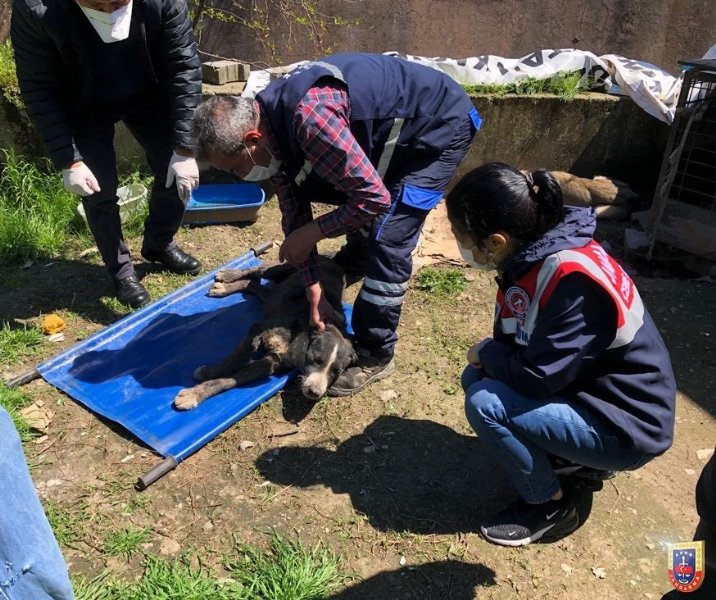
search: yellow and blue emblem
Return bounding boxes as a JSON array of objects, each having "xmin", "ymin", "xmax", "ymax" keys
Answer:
[{"xmin": 668, "ymin": 541, "xmax": 705, "ymax": 593}]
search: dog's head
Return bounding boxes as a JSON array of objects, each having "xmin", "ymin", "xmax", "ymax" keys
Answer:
[{"xmin": 300, "ymin": 324, "xmax": 358, "ymax": 400}]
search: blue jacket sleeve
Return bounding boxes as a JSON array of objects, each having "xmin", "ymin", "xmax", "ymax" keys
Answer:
[{"xmin": 479, "ymin": 273, "xmax": 618, "ymax": 398}]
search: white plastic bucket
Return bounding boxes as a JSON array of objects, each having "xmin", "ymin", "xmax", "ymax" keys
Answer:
[{"xmin": 76, "ymin": 183, "xmax": 148, "ymax": 226}]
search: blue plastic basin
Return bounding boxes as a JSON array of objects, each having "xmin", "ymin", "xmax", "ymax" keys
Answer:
[{"xmin": 183, "ymin": 183, "xmax": 266, "ymax": 225}]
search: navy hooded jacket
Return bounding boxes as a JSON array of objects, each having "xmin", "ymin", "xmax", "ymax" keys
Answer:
[{"xmin": 478, "ymin": 207, "xmax": 676, "ymax": 457}]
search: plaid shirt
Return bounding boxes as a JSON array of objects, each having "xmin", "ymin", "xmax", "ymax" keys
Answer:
[{"xmin": 261, "ymin": 83, "xmax": 391, "ymax": 286}]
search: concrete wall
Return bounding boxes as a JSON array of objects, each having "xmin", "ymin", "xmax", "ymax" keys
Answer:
[
  {"xmin": 0, "ymin": 91, "xmax": 668, "ymax": 198},
  {"xmin": 197, "ymin": 0, "xmax": 716, "ymax": 73},
  {"xmin": 461, "ymin": 93, "xmax": 669, "ymax": 196}
]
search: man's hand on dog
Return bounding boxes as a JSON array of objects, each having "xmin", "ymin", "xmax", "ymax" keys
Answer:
[
  {"xmin": 306, "ymin": 282, "xmax": 340, "ymax": 330},
  {"xmin": 279, "ymin": 222, "xmax": 324, "ymax": 265}
]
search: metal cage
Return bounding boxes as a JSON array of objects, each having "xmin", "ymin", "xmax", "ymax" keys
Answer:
[{"xmin": 648, "ymin": 58, "xmax": 716, "ymax": 258}]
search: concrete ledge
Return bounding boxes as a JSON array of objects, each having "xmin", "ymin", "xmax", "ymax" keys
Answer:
[
  {"xmin": 459, "ymin": 92, "xmax": 669, "ymax": 196},
  {"xmin": 0, "ymin": 91, "xmax": 668, "ymax": 196}
]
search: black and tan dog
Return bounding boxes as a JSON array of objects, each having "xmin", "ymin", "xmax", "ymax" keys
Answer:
[{"xmin": 173, "ymin": 257, "xmax": 357, "ymax": 410}]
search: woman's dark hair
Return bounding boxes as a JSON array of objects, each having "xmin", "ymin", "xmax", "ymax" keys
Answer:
[{"xmin": 445, "ymin": 162, "xmax": 564, "ymax": 245}]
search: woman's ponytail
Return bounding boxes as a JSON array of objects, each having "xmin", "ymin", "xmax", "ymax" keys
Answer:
[
  {"xmin": 446, "ymin": 163, "xmax": 565, "ymax": 245},
  {"xmin": 528, "ymin": 170, "xmax": 564, "ymax": 234}
]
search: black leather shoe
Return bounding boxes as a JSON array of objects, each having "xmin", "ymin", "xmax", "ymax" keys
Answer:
[
  {"xmin": 141, "ymin": 246, "xmax": 201, "ymax": 275},
  {"xmin": 113, "ymin": 274, "xmax": 150, "ymax": 308}
]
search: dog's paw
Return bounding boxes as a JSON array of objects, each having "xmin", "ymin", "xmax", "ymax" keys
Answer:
[
  {"xmin": 214, "ymin": 270, "xmax": 233, "ymax": 283},
  {"xmin": 208, "ymin": 282, "xmax": 229, "ymax": 297},
  {"xmin": 174, "ymin": 389, "xmax": 200, "ymax": 410}
]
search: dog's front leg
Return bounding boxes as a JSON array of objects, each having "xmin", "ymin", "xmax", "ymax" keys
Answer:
[
  {"xmin": 209, "ymin": 279, "xmax": 253, "ymax": 297},
  {"xmin": 174, "ymin": 355, "xmax": 281, "ymax": 411},
  {"xmin": 214, "ymin": 266, "xmax": 265, "ymax": 283},
  {"xmin": 174, "ymin": 377, "xmax": 244, "ymax": 410}
]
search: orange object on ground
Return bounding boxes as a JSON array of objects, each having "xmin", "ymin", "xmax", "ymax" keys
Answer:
[{"xmin": 41, "ymin": 314, "xmax": 66, "ymax": 335}]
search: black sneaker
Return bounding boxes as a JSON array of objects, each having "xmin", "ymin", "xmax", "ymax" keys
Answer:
[
  {"xmin": 327, "ymin": 351, "xmax": 395, "ymax": 397},
  {"xmin": 549, "ymin": 455, "xmax": 617, "ymax": 482},
  {"xmin": 480, "ymin": 495, "xmax": 580, "ymax": 546}
]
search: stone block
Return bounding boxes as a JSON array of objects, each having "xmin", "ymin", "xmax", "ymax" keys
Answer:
[{"xmin": 201, "ymin": 61, "xmax": 250, "ymax": 85}]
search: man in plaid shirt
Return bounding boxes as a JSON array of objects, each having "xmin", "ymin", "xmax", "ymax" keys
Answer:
[{"xmin": 192, "ymin": 53, "xmax": 481, "ymax": 395}]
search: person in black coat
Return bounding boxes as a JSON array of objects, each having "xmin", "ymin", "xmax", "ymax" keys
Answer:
[{"xmin": 11, "ymin": 0, "xmax": 203, "ymax": 307}]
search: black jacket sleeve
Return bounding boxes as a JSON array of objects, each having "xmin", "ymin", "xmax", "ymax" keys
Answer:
[
  {"xmin": 156, "ymin": 0, "xmax": 201, "ymax": 151},
  {"xmin": 11, "ymin": 0, "xmax": 81, "ymax": 169}
]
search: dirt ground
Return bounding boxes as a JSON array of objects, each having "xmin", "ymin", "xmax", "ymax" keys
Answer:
[{"xmin": 1, "ymin": 196, "xmax": 715, "ymax": 599}]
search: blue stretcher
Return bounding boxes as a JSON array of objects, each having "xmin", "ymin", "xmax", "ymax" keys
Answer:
[{"xmin": 8, "ymin": 243, "xmax": 303, "ymax": 488}]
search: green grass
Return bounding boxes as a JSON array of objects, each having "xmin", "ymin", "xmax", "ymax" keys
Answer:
[
  {"xmin": 0, "ymin": 383, "xmax": 37, "ymax": 442},
  {"xmin": 0, "ymin": 40, "xmax": 22, "ymax": 109},
  {"xmin": 0, "ymin": 150, "xmax": 152, "ymax": 264},
  {"xmin": 415, "ymin": 268, "xmax": 467, "ymax": 298},
  {"xmin": 73, "ymin": 557, "xmax": 227, "ymax": 600},
  {"xmin": 73, "ymin": 533, "xmax": 344, "ymax": 599},
  {"xmin": 103, "ymin": 526, "xmax": 152, "ymax": 558},
  {"xmin": 463, "ymin": 71, "xmax": 591, "ymax": 101},
  {"xmin": 226, "ymin": 532, "xmax": 344, "ymax": 600},
  {"xmin": 44, "ymin": 502, "xmax": 85, "ymax": 546},
  {"xmin": 0, "ymin": 321, "xmax": 43, "ymax": 363},
  {"xmin": 0, "ymin": 150, "xmax": 85, "ymax": 262}
]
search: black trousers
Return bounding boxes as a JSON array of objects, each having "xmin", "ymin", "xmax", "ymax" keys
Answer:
[{"xmin": 75, "ymin": 96, "xmax": 187, "ymax": 280}]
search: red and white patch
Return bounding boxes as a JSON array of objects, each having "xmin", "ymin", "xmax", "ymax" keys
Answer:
[{"xmin": 505, "ymin": 287, "xmax": 530, "ymax": 320}]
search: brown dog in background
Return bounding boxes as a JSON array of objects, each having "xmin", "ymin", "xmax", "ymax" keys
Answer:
[{"xmin": 550, "ymin": 172, "xmax": 639, "ymax": 220}]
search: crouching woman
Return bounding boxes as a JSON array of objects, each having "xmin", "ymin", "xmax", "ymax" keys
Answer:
[{"xmin": 445, "ymin": 163, "xmax": 676, "ymax": 547}]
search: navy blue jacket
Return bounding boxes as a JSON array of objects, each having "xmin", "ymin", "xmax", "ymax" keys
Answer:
[
  {"xmin": 11, "ymin": 0, "xmax": 201, "ymax": 169},
  {"xmin": 479, "ymin": 207, "xmax": 676, "ymax": 457},
  {"xmin": 256, "ymin": 53, "xmax": 476, "ymax": 196}
]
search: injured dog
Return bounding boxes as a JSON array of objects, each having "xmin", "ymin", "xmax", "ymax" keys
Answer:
[{"xmin": 173, "ymin": 257, "xmax": 357, "ymax": 411}]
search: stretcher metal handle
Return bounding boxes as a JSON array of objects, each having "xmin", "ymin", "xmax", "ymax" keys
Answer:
[
  {"xmin": 135, "ymin": 455, "xmax": 178, "ymax": 491},
  {"xmin": 251, "ymin": 240, "xmax": 275, "ymax": 256},
  {"xmin": 4, "ymin": 368, "xmax": 41, "ymax": 388}
]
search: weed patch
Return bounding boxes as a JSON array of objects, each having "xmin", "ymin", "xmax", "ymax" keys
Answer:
[
  {"xmin": 0, "ymin": 383, "xmax": 37, "ymax": 442},
  {"xmin": 0, "ymin": 40, "xmax": 22, "ymax": 109},
  {"xmin": 415, "ymin": 268, "xmax": 467, "ymax": 298},
  {"xmin": 103, "ymin": 527, "xmax": 152, "ymax": 558},
  {"xmin": 463, "ymin": 71, "xmax": 592, "ymax": 101},
  {"xmin": 0, "ymin": 150, "xmax": 152, "ymax": 263},
  {"xmin": 72, "ymin": 533, "xmax": 344, "ymax": 599},
  {"xmin": 0, "ymin": 321, "xmax": 43, "ymax": 363},
  {"xmin": 226, "ymin": 532, "xmax": 344, "ymax": 599},
  {"xmin": 44, "ymin": 502, "xmax": 85, "ymax": 546}
]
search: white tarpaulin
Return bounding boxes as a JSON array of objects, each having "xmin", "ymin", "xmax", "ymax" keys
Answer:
[
  {"xmin": 242, "ymin": 48, "xmax": 684, "ymax": 124},
  {"xmin": 385, "ymin": 49, "xmax": 682, "ymax": 124}
]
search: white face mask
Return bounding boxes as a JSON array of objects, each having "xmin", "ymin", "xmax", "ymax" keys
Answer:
[
  {"xmin": 242, "ymin": 157, "xmax": 281, "ymax": 181},
  {"xmin": 457, "ymin": 242, "xmax": 495, "ymax": 271},
  {"xmin": 78, "ymin": 1, "xmax": 133, "ymax": 44},
  {"xmin": 242, "ymin": 146, "xmax": 281, "ymax": 181}
]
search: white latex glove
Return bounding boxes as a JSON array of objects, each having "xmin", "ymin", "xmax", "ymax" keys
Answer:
[
  {"xmin": 166, "ymin": 151, "xmax": 199, "ymax": 202},
  {"xmin": 62, "ymin": 162, "xmax": 101, "ymax": 197}
]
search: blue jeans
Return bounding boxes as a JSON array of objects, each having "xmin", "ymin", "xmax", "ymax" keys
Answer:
[
  {"xmin": 0, "ymin": 408, "xmax": 74, "ymax": 600},
  {"xmin": 461, "ymin": 366, "xmax": 651, "ymax": 504}
]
